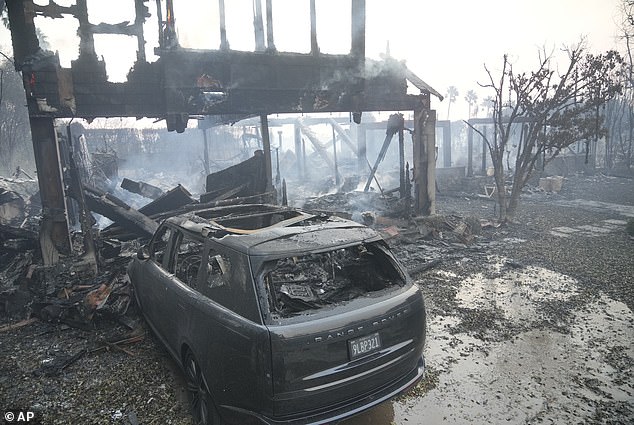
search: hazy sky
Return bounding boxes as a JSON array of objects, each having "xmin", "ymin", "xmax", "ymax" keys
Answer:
[{"xmin": 1, "ymin": 0, "xmax": 626, "ymax": 120}]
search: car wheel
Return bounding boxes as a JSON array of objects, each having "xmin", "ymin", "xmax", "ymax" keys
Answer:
[{"xmin": 184, "ymin": 351, "xmax": 220, "ymax": 425}]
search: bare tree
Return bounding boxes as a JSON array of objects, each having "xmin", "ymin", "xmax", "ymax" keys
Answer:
[
  {"xmin": 466, "ymin": 44, "xmax": 623, "ymax": 222},
  {"xmin": 445, "ymin": 86, "xmax": 459, "ymax": 120}
]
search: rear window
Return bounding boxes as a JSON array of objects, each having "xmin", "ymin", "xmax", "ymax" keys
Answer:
[{"xmin": 261, "ymin": 242, "xmax": 406, "ymax": 319}]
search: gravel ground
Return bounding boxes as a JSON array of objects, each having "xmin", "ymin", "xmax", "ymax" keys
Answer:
[{"xmin": 0, "ymin": 173, "xmax": 632, "ymax": 425}]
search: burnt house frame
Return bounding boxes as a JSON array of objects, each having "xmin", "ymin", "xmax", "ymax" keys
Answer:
[{"xmin": 5, "ymin": 0, "xmax": 439, "ymax": 264}]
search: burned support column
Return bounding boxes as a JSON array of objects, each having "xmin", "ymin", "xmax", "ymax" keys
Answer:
[
  {"xmin": 253, "ymin": 0, "xmax": 266, "ymax": 52},
  {"xmin": 413, "ymin": 106, "xmax": 436, "ymax": 216},
  {"xmin": 351, "ymin": 0, "xmax": 366, "ymax": 58},
  {"xmin": 310, "ymin": 0, "xmax": 318, "ymax": 54},
  {"xmin": 443, "ymin": 123, "xmax": 452, "ymax": 168},
  {"xmin": 332, "ymin": 125, "xmax": 340, "ymax": 186},
  {"xmin": 5, "ymin": 0, "xmax": 40, "ymax": 66},
  {"xmin": 260, "ymin": 115, "xmax": 274, "ymax": 196},
  {"xmin": 399, "ymin": 126, "xmax": 405, "ymax": 198},
  {"xmin": 357, "ymin": 123, "xmax": 367, "ymax": 173},
  {"xmin": 30, "ymin": 117, "xmax": 72, "ymax": 265},
  {"xmin": 467, "ymin": 123, "xmax": 474, "ymax": 177},
  {"xmin": 294, "ymin": 123, "xmax": 303, "ymax": 177},
  {"xmin": 76, "ymin": 0, "xmax": 97, "ymax": 57},
  {"xmin": 265, "ymin": 0, "xmax": 276, "ymax": 51},
  {"xmin": 301, "ymin": 138, "xmax": 307, "ymax": 179},
  {"xmin": 134, "ymin": 0, "xmax": 148, "ymax": 62},
  {"xmin": 202, "ymin": 129, "xmax": 210, "ymax": 175},
  {"xmin": 219, "ymin": 0, "xmax": 229, "ymax": 50}
]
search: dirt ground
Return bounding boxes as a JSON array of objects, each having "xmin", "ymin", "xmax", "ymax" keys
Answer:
[{"xmin": 1, "ymin": 173, "xmax": 632, "ymax": 424}]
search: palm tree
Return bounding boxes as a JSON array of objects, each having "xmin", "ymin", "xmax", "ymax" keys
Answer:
[
  {"xmin": 465, "ymin": 90, "xmax": 478, "ymax": 118},
  {"xmin": 481, "ymin": 96, "xmax": 495, "ymax": 118},
  {"xmin": 446, "ymin": 86, "xmax": 459, "ymax": 120}
]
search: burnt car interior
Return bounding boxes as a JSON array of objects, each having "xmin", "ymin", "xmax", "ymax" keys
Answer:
[{"xmin": 262, "ymin": 243, "xmax": 406, "ymax": 318}]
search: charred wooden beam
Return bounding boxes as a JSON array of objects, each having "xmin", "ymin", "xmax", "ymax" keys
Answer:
[
  {"xmin": 218, "ymin": 0, "xmax": 229, "ymax": 50},
  {"xmin": 66, "ymin": 124, "xmax": 97, "ymax": 274},
  {"xmin": 293, "ymin": 123, "xmax": 303, "ymax": 177},
  {"xmin": 265, "ymin": 0, "xmax": 275, "ymax": 52},
  {"xmin": 253, "ymin": 0, "xmax": 266, "ymax": 52},
  {"xmin": 328, "ymin": 118, "xmax": 359, "ymax": 156},
  {"xmin": 82, "ymin": 185, "xmax": 158, "ymax": 238},
  {"xmin": 260, "ymin": 115, "xmax": 275, "ymax": 195},
  {"xmin": 33, "ymin": 1, "xmax": 77, "ymax": 19},
  {"xmin": 30, "ymin": 117, "xmax": 71, "ymax": 265},
  {"xmin": 413, "ymin": 106, "xmax": 436, "ymax": 216},
  {"xmin": 138, "ymin": 184, "xmax": 195, "ymax": 217},
  {"xmin": 364, "ymin": 114, "xmax": 403, "ymax": 192},
  {"xmin": 296, "ymin": 120, "xmax": 335, "ymax": 172},
  {"xmin": 120, "ymin": 178, "xmax": 164, "ymax": 200},
  {"xmin": 310, "ymin": 0, "xmax": 318, "ymax": 55},
  {"xmin": 5, "ymin": 0, "xmax": 40, "ymax": 69},
  {"xmin": 351, "ymin": 0, "xmax": 365, "ymax": 58},
  {"xmin": 205, "ymin": 151, "xmax": 267, "ymax": 199}
]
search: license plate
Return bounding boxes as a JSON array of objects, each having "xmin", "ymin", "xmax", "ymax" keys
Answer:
[{"xmin": 348, "ymin": 332, "xmax": 382, "ymax": 360}]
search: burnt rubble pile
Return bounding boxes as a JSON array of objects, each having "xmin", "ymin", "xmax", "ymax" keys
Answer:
[
  {"xmin": 0, "ymin": 154, "xmax": 277, "ymax": 328},
  {"xmin": 0, "ymin": 224, "xmax": 137, "ymax": 329}
]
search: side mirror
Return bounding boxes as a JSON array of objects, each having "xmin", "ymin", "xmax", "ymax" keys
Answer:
[{"xmin": 137, "ymin": 246, "xmax": 150, "ymax": 260}]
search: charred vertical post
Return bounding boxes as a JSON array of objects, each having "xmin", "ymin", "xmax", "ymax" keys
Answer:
[
  {"xmin": 302, "ymin": 138, "xmax": 307, "ymax": 179},
  {"xmin": 467, "ymin": 122, "xmax": 473, "ymax": 177},
  {"xmin": 332, "ymin": 125, "xmax": 340, "ymax": 185},
  {"xmin": 276, "ymin": 131, "xmax": 282, "ymax": 187},
  {"xmin": 253, "ymin": 0, "xmax": 266, "ymax": 52},
  {"xmin": 442, "ymin": 123, "xmax": 452, "ymax": 168},
  {"xmin": 398, "ymin": 127, "xmax": 405, "ymax": 198},
  {"xmin": 134, "ymin": 0, "xmax": 148, "ymax": 62},
  {"xmin": 30, "ymin": 117, "xmax": 72, "ymax": 265},
  {"xmin": 76, "ymin": 0, "xmax": 97, "ymax": 57},
  {"xmin": 5, "ymin": 0, "xmax": 40, "ymax": 68},
  {"xmin": 265, "ymin": 0, "xmax": 276, "ymax": 52},
  {"xmin": 413, "ymin": 103, "xmax": 436, "ymax": 216},
  {"xmin": 310, "ymin": 0, "xmax": 318, "ymax": 55},
  {"xmin": 155, "ymin": 0, "xmax": 164, "ymax": 47},
  {"xmin": 350, "ymin": 0, "xmax": 366, "ymax": 58},
  {"xmin": 294, "ymin": 123, "xmax": 302, "ymax": 177},
  {"xmin": 260, "ymin": 115, "xmax": 274, "ymax": 195},
  {"xmin": 202, "ymin": 129, "xmax": 210, "ymax": 175},
  {"xmin": 357, "ymin": 123, "xmax": 367, "ymax": 173},
  {"xmin": 66, "ymin": 125, "xmax": 97, "ymax": 274},
  {"xmin": 163, "ymin": 0, "xmax": 178, "ymax": 49},
  {"xmin": 219, "ymin": 0, "xmax": 229, "ymax": 50}
]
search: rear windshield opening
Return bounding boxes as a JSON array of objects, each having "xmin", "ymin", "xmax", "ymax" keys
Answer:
[{"xmin": 263, "ymin": 243, "xmax": 405, "ymax": 318}]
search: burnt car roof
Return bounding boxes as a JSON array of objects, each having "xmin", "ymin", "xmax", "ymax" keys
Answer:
[{"xmin": 163, "ymin": 204, "xmax": 382, "ymax": 256}]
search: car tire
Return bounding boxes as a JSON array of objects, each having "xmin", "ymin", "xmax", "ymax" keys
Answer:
[{"xmin": 184, "ymin": 350, "xmax": 221, "ymax": 425}]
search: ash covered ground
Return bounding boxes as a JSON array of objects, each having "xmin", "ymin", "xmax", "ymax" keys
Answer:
[{"xmin": 1, "ymin": 174, "xmax": 633, "ymax": 424}]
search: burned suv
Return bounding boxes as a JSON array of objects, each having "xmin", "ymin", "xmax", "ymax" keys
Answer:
[{"xmin": 129, "ymin": 204, "xmax": 426, "ymax": 424}]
